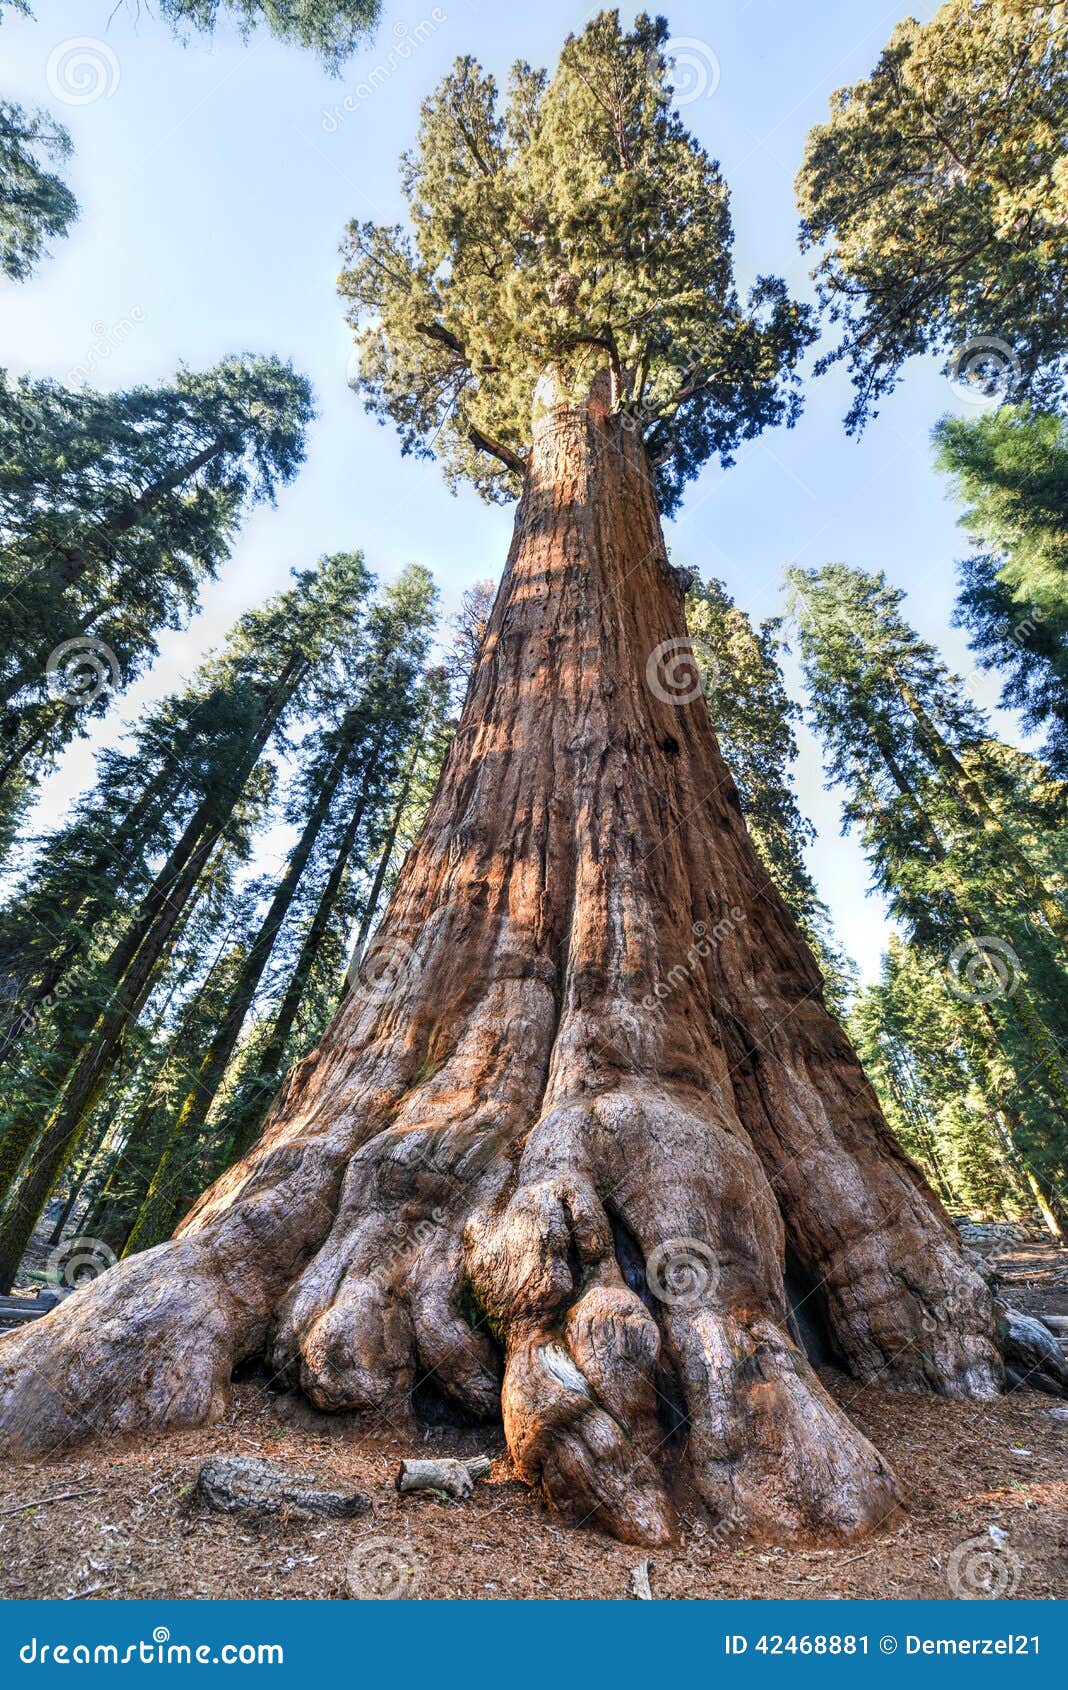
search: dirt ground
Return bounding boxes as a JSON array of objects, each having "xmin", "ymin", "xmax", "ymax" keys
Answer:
[{"xmin": 1, "ymin": 1235, "xmax": 1065, "ymax": 1602}]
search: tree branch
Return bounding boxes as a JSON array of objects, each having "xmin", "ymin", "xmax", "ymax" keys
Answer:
[{"xmin": 467, "ymin": 426, "xmax": 527, "ymax": 478}]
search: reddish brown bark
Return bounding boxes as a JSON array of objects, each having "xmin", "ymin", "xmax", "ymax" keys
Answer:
[{"xmin": 0, "ymin": 377, "xmax": 1000, "ymax": 1543}]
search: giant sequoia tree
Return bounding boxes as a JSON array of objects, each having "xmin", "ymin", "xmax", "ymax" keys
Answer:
[{"xmin": 0, "ymin": 15, "xmax": 1008, "ymax": 1547}]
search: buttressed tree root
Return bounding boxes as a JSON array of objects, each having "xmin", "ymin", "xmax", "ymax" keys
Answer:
[{"xmin": 0, "ymin": 387, "xmax": 1001, "ymax": 1546}]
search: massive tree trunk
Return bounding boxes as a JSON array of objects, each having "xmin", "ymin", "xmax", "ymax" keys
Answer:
[{"xmin": 0, "ymin": 380, "xmax": 1000, "ymax": 1544}]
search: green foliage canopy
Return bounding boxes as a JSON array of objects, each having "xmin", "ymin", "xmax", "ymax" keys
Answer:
[
  {"xmin": 0, "ymin": 100, "xmax": 77, "ymax": 281},
  {"xmin": 341, "ymin": 11, "xmax": 813, "ymax": 513},
  {"xmin": 935, "ymin": 405, "xmax": 1068, "ymax": 771},
  {"xmin": 796, "ymin": 0, "xmax": 1068, "ymax": 430}
]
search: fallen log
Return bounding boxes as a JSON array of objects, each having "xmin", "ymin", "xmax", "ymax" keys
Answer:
[
  {"xmin": 394, "ymin": 1455, "xmax": 491, "ymax": 1501},
  {"xmin": 195, "ymin": 1456, "xmax": 371, "ymax": 1519}
]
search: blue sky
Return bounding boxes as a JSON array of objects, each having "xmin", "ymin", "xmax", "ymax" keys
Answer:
[{"xmin": 1, "ymin": 0, "xmax": 1020, "ymax": 983}]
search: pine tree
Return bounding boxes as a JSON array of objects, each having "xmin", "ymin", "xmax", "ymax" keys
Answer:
[
  {"xmin": 0, "ymin": 99, "xmax": 77, "ymax": 281},
  {"xmin": 0, "ymin": 356, "xmax": 313, "ymax": 821},
  {"xmin": 122, "ymin": 565, "xmax": 437, "ymax": 1250},
  {"xmin": 796, "ymin": 0, "xmax": 1068, "ymax": 429},
  {"xmin": 788, "ymin": 562, "xmax": 1067, "ymax": 1227},
  {"xmin": 685, "ymin": 573, "xmax": 856, "ymax": 1015},
  {"xmin": 935, "ymin": 405, "xmax": 1068, "ymax": 775},
  {"xmin": 0, "ymin": 553, "xmax": 373, "ymax": 1289},
  {"xmin": 851, "ymin": 937, "xmax": 1063, "ymax": 1235},
  {"xmin": 0, "ymin": 15, "xmax": 1006, "ymax": 1549}
]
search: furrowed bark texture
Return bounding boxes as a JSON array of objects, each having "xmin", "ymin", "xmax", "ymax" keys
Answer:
[{"xmin": 0, "ymin": 381, "xmax": 1001, "ymax": 1545}]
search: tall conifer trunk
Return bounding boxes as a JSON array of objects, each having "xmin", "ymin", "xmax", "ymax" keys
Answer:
[{"xmin": 0, "ymin": 380, "xmax": 1000, "ymax": 1542}]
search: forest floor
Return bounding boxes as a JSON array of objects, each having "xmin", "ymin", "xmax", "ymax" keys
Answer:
[{"xmin": 0, "ymin": 1232, "xmax": 1065, "ymax": 1602}]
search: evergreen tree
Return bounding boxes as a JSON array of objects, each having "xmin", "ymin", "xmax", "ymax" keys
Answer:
[
  {"xmin": 934, "ymin": 405, "xmax": 1068, "ymax": 775},
  {"xmin": 0, "ymin": 356, "xmax": 313, "ymax": 820},
  {"xmin": 796, "ymin": 0, "xmax": 1068, "ymax": 429},
  {"xmin": 157, "ymin": 0, "xmax": 380, "ymax": 69},
  {"xmin": 685, "ymin": 573, "xmax": 856, "ymax": 1014},
  {"xmin": 340, "ymin": 16, "xmax": 812, "ymax": 513},
  {"xmin": 0, "ymin": 99, "xmax": 77, "ymax": 281},
  {"xmin": 788, "ymin": 561, "xmax": 1068, "ymax": 1223},
  {"xmin": 122, "ymin": 565, "xmax": 437, "ymax": 1250},
  {"xmin": 852, "ymin": 936, "xmax": 1063, "ymax": 1234},
  {"xmin": 5, "ymin": 1, "xmax": 379, "ymax": 69},
  {"xmin": 78, "ymin": 902, "xmax": 257, "ymax": 1257},
  {"xmin": 0, "ymin": 552, "xmax": 372, "ymax": 1289},
  {"xmin": 0, "ymin": 16, "xmax": 1007, "ymax": 1549},
  {"xmin": 444, "ymin": 580, "xmax": 497, "ymax": 708}
]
